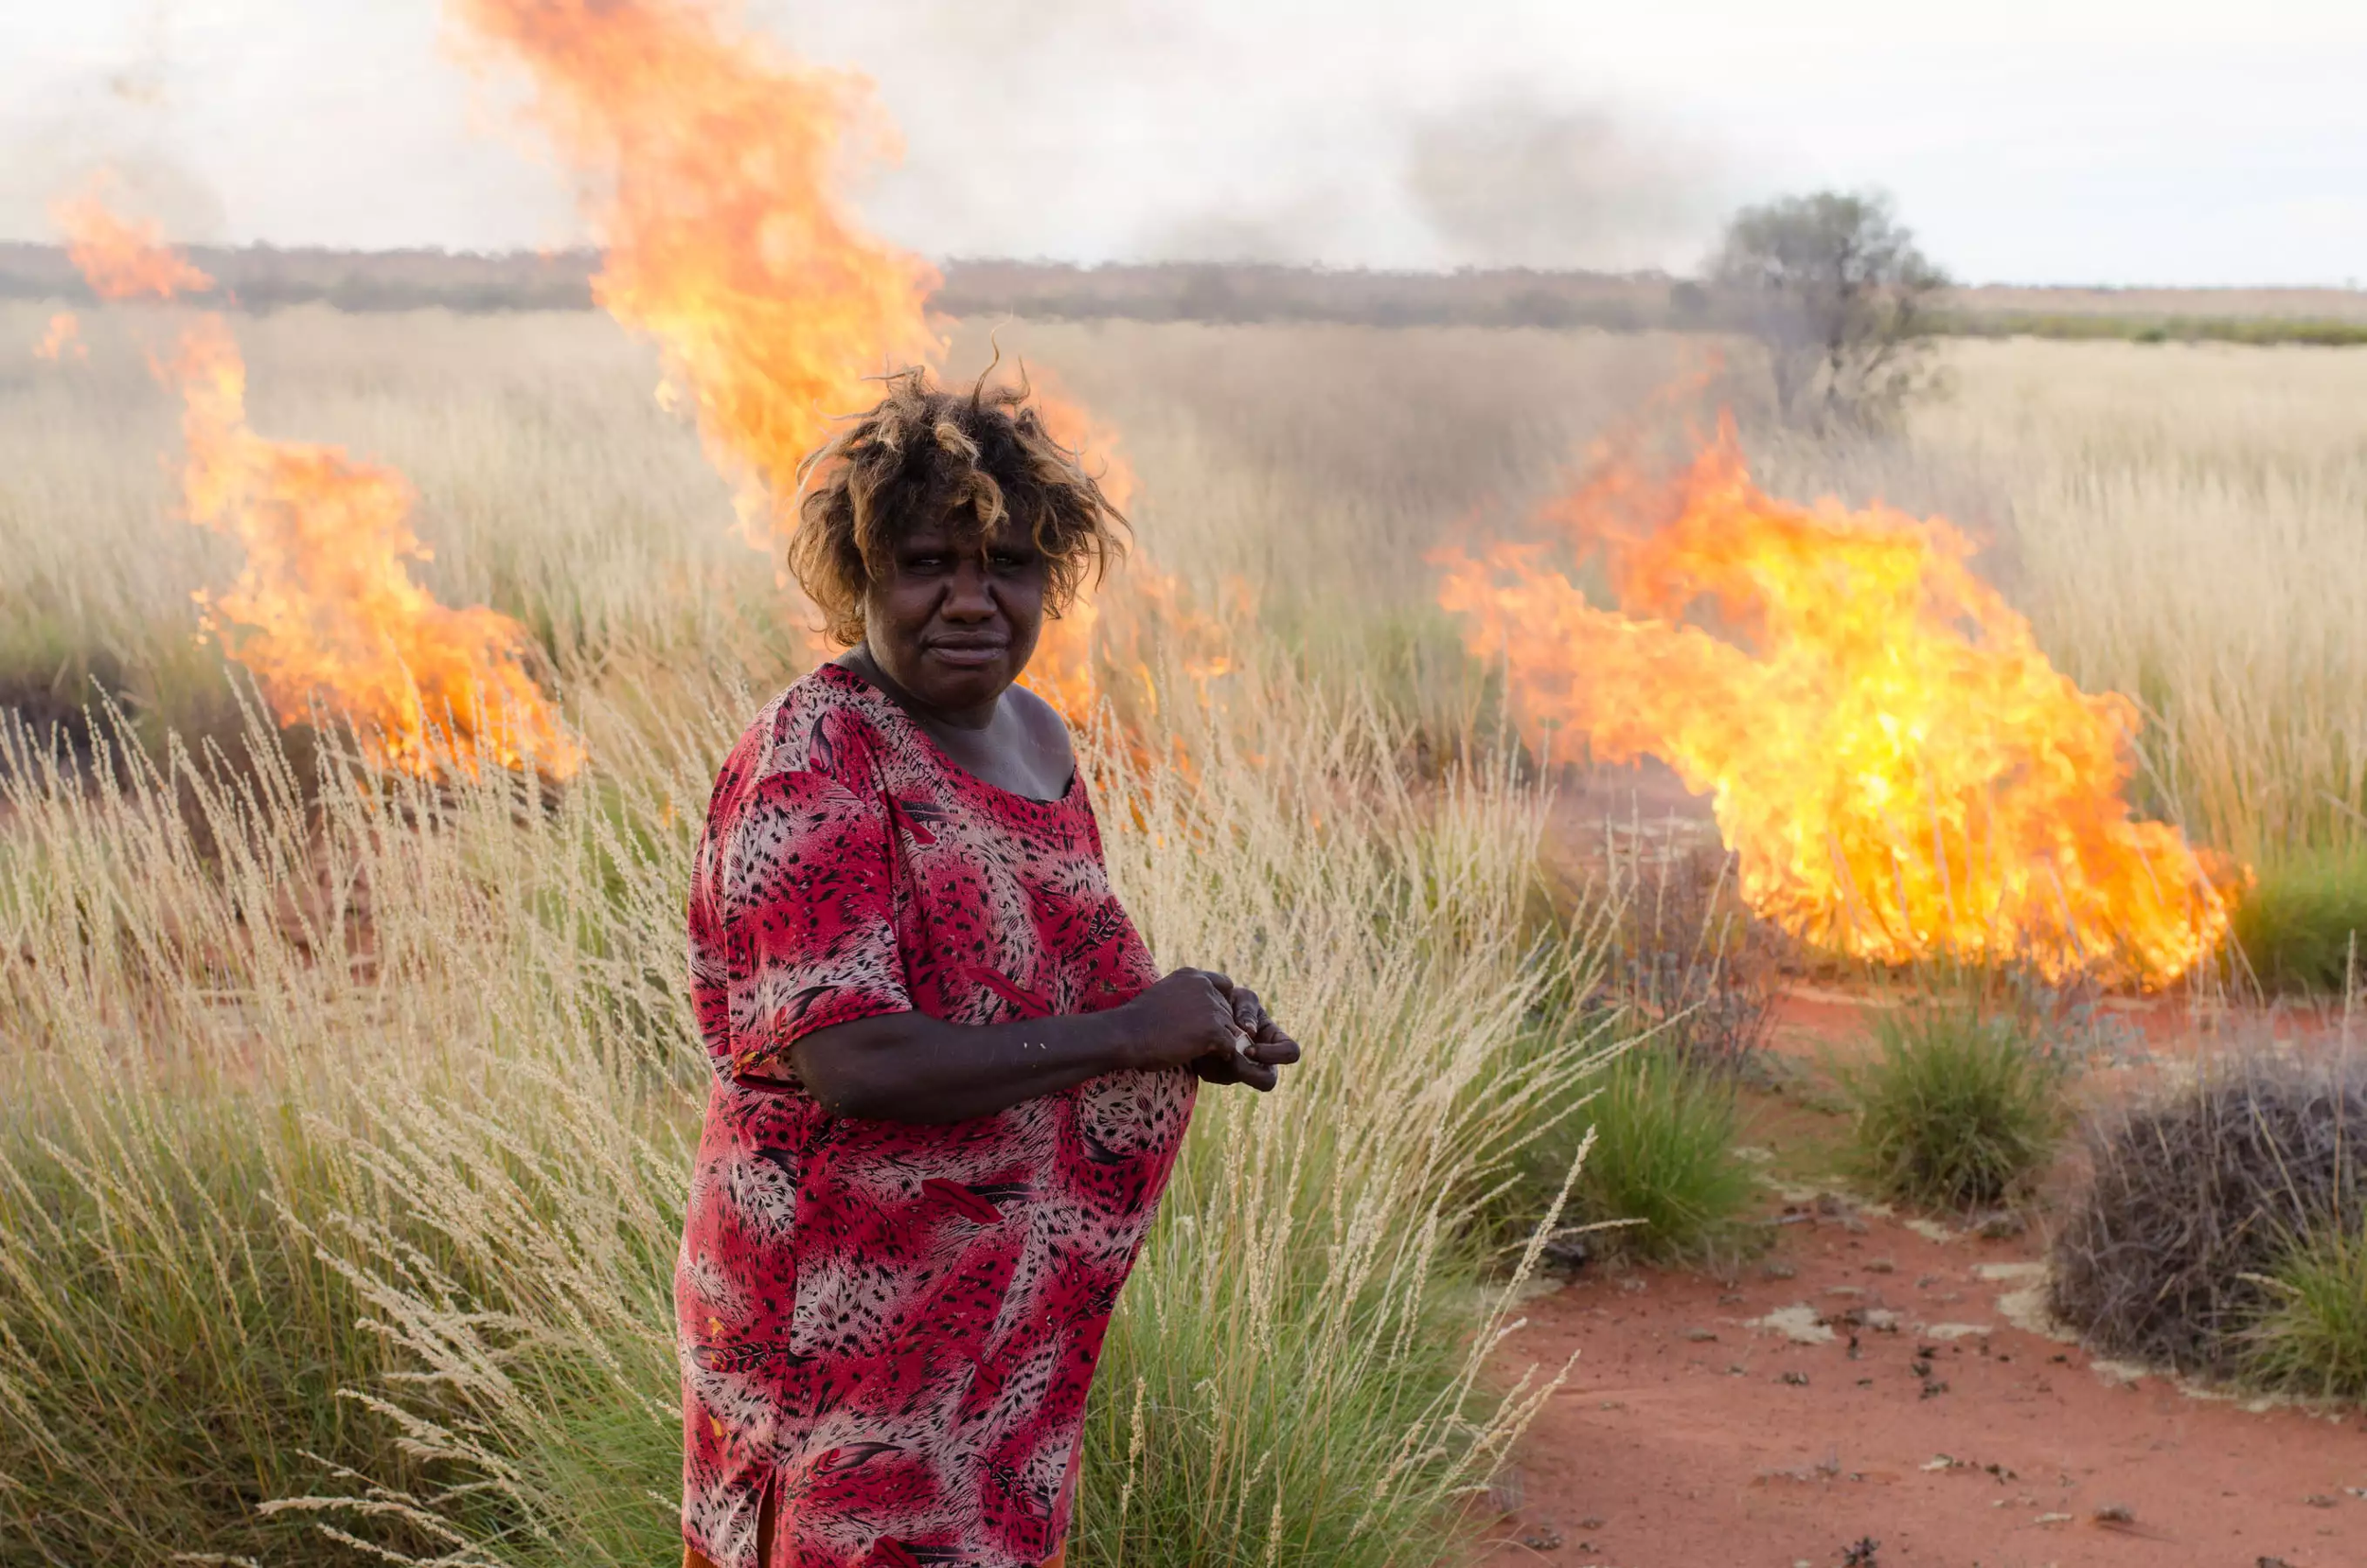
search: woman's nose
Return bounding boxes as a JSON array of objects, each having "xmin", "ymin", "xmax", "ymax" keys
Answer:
[{"xmin": 940, "ymin": 561, "xmax": 997, "ymax": 618}]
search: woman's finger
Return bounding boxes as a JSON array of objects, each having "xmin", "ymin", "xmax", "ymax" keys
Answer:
[
  {"xmin": 1230, "ymin": 988, "xmax": 1265, "ymax": 1030},
  {"xmin": 1237, "ymin": 1060, "xmax": 1280, "ymax": 1092},
  {"xmin": 1247, "ymin": 1033, "xmax": 1300, "ymax": 1066}
]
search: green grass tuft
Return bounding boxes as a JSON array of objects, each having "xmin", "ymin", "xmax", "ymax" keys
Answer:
[
  {"xmin": 1843, "ymin": 1000, "xmax": 2068, "ymax": 1211},
  {"xmin": 2248, "ymin": 1221, "xmax": 2367, "ymax": 1401},
  {"xmin": 1565, "ymin": 1048, "xmax": 1756, "ymax": 1262},
  {"xmin": 2234, "ymin": 850, "xmax": 2367, "ymax": 994}
]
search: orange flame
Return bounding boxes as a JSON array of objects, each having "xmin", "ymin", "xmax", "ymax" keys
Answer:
[
  {"xmin": 32, "ymin": 312, "xmax": 85, "ymax": 362},
  {"xmin": 55, "ymin": 190, "xmax": 216, "ymax": 302},
  {"xmin": 1435, "ymin": 414, "xmax": 2236, "ymax": 989},
  {"xmin": 1023, "ymin": 378, "xmax": 1129, "ymax": 723},
  {"xmin": 53, "ymin": 190, "xmax": 579, "ymax": 781},
  {"xmin": 1023, "ymin": 378, "xmax": 1237, "ymax": 729},
  {"xmin": 451, "ymin": 0, "xmax": 940, "ymax": 550},
  {"xmin": 450, "ymin": 1, "xmax": 1237, "ymax": 723}
]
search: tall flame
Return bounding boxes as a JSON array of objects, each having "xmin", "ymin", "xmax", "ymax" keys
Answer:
[
  {"xmin": 52, "ymin": 188, "xmax": 579, "ymax": 781},
  {"xmin": 452, "ymin": 0, "xmax": 1237, "ymax": 725},
  {"xmin": 1435, "ymin": 414, "xmax": 2236, "ymax": 989},
  {"xmin": 450, "ymin": 0, "xmax": 940, "ymax": 549},
  {"xmin": 1023, "ymin": 378, "xmax": 1128, "ymax": 724}
]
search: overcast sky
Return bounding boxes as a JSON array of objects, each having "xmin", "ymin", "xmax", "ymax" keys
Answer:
[{"xmin": 3, "ymin": 0, "xmax": 2363, "ymax": 287}]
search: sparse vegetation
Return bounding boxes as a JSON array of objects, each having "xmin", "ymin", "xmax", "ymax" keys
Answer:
[
  {"xmin": 11, "ymin": 245, "xmax": 2355, "ymax": 347},
  {"xmin": 2052, "ymin": 1055, "xmax": 2366, "ymax": 1378},
  {"xmin": 1842, "ymin": 999, "xmax": 2068, "ymax": 1211},
  {"xmin": 1936, "ymin": 310, "xmax": 2367, "ymax": 348},
  {"xmin": 1602, "ymin": 846, "xmax": 1780, "ymax": 1079},
  {"xmin": 1490, "ymin": 843, "xmax": 1771, "ymax": 1265}
]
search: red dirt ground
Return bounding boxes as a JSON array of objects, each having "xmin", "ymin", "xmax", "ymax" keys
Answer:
[{"xmin": 1479, "ymin": 991, "xmax": 2367, "ymax": 1568}]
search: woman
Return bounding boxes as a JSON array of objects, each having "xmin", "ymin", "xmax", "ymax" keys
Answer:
[{"xmin": 678, "ymin": 368, "xmax": 1298, "ymax": 1568}]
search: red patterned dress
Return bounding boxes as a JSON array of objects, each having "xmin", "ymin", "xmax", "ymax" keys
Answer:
[{"xmin": 678, "ymin": 663, "xmax": 1194, "ymax": 1568}]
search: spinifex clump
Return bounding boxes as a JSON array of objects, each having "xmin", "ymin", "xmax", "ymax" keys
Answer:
[{"xmin": 2051, "ymin": 1055, "xmax": 2367, "ymax": 1376}]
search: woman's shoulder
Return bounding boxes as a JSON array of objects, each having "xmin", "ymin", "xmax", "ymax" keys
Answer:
[
  {"xmin": 768, "ymin": 664, "xmax": 900, "ymax": 779},
  {"xmin": 710, "ymin": 666, "xmax": 895, "ymax": 806}
]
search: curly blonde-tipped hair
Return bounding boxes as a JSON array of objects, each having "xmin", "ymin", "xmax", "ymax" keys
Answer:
[{"xmin": 787, "ymin": 366, "xmax": 1129, "ymax": 648}]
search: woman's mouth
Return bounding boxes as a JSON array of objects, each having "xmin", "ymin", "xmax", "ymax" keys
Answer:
[{"xmin": 927, "ymin": 643, "xmax": 1006, "ymax": 668}]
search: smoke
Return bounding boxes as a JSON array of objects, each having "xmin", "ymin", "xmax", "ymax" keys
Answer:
[
  {"xmin": 7, "ymin": 0, "xmax": 1749, "ymax": 271},
  {"xmin": 766, "ymin": 4, "xmax": 1736, "ymax": 271},
  {"xmin": 0, "ymin": 4, "xmax": 227, "ymax": 244},
  {"xmin": 1403, "ymin": 87, "xmax": 1728, "ymax": 272}
]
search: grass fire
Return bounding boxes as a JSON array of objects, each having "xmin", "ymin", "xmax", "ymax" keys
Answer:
[
  {"xmin": 1436, "ymin": 412, "xmax": 2241, "ymax": 988},
  {"xmin": 48, "ymin": 186, "xmax": 579, "ymax": 781},
  {"xmin": 5, "ymin": 7, "xmax": 2366, "ymax": 1568}
]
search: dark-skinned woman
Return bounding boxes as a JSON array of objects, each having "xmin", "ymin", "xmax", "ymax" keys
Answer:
[{"xmin": 676, "ymin": 368, "xmax": 1299, "ymax": 1568}]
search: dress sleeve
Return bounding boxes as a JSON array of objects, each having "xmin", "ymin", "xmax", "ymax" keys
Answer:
[{"xmin": 701, "ymin": 759, "xmax": 912, "ymax": 1088}]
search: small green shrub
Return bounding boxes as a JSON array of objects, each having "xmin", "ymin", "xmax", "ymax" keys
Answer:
[
  {"xmin": 2234, "ymin": 851, "xmax": 2367, "ymax": 993},
  {"xmin": 2248, "ymin": 1220, "xmax": 2367, "ymax": 1401},
  {"xmin": 1566, "ymin": 1048, "xmax": 1756, "ymax": 1261},
  {"xmin": 1843, "ymin": 1001, "xmax": 2067, "ymax": 1211}
]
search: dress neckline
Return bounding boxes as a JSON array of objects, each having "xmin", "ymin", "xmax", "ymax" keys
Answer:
[{"xmin": 810, "ymin": 662, "xmax": 1081, "ymax": 811}]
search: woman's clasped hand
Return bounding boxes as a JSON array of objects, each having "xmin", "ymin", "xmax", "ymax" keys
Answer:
[{"xmin": 1123, "ymin": 967, "xmax": 1299, "ymax": 1090}]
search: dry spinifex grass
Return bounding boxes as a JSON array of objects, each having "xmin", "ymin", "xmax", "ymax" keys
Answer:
[
  {"xmin": 2050, "ymin": 1046, "xmax": 2367, "ymax": 1377},
  {"xmin": 0, "ymin": 652, "xmax": 1609, "ymax": 1567}
]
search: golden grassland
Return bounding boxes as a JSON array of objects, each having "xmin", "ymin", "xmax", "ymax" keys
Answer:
[
  {"xmin": 9, "ymin": 306, "xmax": 2358, "ymax": 864},
  {"xmin": 4, "ymin": 301, "xmax": 2365, "ymax": 1563}
]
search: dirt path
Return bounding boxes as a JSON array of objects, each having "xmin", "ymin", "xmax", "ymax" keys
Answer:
[
  {"xmin": 1482, "ymin": 1204, "xmax": 2367, "ymax": 1568},
  {"xmin": 1515, "ymin": 764, "xmax": 2367, "ymax": 1564}
]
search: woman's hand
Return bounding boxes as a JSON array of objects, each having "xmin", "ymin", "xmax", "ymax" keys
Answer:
[{"xmin": 1126, "ymin": 968, "xmax": 1301, "ymax": 1092}]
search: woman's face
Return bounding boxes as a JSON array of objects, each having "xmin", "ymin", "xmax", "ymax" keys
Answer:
[{"xmin": 861, "ymin": 513, "xmax": 1048, "ymax": 714}]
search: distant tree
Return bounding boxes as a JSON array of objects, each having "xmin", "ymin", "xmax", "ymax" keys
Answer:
[{"xmin": 1712, "ymin": 190, "xmax": 1949, "ymax": 428}]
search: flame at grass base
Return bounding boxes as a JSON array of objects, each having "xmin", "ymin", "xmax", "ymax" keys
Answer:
[
  {"xmin": 170, "ymin": 321, "xmax": 583, "ymax": 780},
  {"xmin": 51, "ymin": 185, "xmax": 580, "ymax": 782},
  {"xmin": 1434, "ymin": 415, "xmax": 2237, "ymax": 989}
]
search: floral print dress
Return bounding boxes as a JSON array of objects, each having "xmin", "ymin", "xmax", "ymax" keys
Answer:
[{"xmin": 679, "ymin": 663, "xmax": 1194, "ymax": 1568}]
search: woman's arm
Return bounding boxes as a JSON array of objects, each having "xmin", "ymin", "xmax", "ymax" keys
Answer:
[{"xmin": 785, "ymin": 968, "xmax": 1299, "ymax": 1124}]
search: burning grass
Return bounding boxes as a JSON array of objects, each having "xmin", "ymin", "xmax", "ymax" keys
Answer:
[
  {"xmin": 1877, "ymin": 338, "xmax": 2367, "ymax": 874},
  {"xmin": 1434, "ymin": 412, "xmax": 2237, "ymax": 990},
  {"xmin": 41, "ymin": 190, "xmax": 582, "ymax": 783}
]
